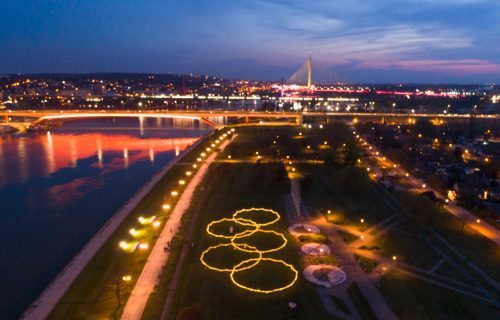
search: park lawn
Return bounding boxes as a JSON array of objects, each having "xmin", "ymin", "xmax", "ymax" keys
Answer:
[
  {"xmin": 166, "ymin": 162, "xmax": 332, "ymax": 320},
  {"xmin": 361, "ymin": 222, "xmax": 442, "ymax": 269},
  {"xmin": 434, "ymin": 261, "xmax": 477, "ymax": 287},
  {"xmin": 429, "ymin": 208, "xmax": 500, "ymax": 288},
  {"xmin": 48, "ymin": 132, "xmax": 220, "ymax": 320},
  {"xmin": 337, "ymin": 230, "xmax": 360, "ymax": 244},
  {"xmin": 347, "ymin": 282, "xmax": 377, "ymax": 320},
  {"xmin": 160, "ymin": 128, "xmax": 336, "ymax": 319},
  {"xmin": 301, "ymin": 164, "xmax": 396, "ymax": 227},
  {"xmin": 143, "ymin": 127, "xmax": 335, "ymax": 320},
  {"xmin": 379, "ymin": 270, "xmax": 499, "ymax": 320}
]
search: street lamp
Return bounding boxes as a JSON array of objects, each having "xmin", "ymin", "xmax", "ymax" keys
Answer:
[{"xmin": 122, "ymin": 275, "xmax": 132, "ymax": 282}]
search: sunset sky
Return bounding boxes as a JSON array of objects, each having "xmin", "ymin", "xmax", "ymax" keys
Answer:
[{"xmin": 1, "ymin": 0, "xmax": 499, "ymax": 83}]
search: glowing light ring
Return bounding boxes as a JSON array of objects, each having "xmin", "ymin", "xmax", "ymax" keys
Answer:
[
  {"xmin": 231, "ymin": 229, "xmax": 288, "ymax": 254},
  {"xmin": 200, "ymin": 208, "xmax": 298, "ymax": 294},
  {"xmin": 232, "ymin": 208, "xmax": 280, "ymax": 227},
  {"xmin": 200, "ymin": 243, "xmax": 262, "ymax": 272},
  {"xmin": 230, "ymin": 258, "xmax": 299, "ymax": 294},
  {"xmin": 206, "ymin": 217, "xmax": 258, "ymax": 239}
]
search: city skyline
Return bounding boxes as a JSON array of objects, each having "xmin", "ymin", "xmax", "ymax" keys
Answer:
[{"xmin": 1, "ymin": 0, "xmax": 499, "ymax": 83}]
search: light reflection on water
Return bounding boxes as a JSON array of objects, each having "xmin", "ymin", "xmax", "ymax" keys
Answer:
[{"xmin": 0, "ymin": 117, "xmax": 211, "ymax": 319}]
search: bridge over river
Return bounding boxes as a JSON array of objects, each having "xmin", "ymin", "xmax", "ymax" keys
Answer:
[{"xmin": 0, "ymin": 110, "xmax": 498, "ymax": 130}]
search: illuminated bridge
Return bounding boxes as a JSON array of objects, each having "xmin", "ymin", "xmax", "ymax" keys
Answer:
[{"xmin": 0, "ymin": 110, "xmax": 498, "ymax": 130}]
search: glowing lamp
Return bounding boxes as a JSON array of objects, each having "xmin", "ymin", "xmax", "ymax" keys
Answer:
[{"xmin": 122, "ymin": 275, "xmax": 132, "ymax": 282}]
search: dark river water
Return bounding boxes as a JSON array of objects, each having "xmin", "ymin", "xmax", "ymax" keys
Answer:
[{"xmin": 0, "ymin": 117, "xmax": 211, "ymax": 319}]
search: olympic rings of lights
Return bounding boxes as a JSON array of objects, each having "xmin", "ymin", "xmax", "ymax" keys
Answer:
[
  {"xmin": 230, "ymin": 258, "xmax": 299, "ymax": 294},
  {"xmin": 200, "ymin": 208, "xmax": 298, "ymax": 294},
  {"xmin": 231, "ymin": 229, "xmax": 287, "ymax": 254},
  {"xmin": 232, "ymin": 208, "xmax": 280, "ymax": 227},
  {"xmin": 200, "ymin": 243, "xmax": 262, "ymax": 272},
  {"xmin": 206, "ymin": 217, "xmax": 258, "ymax": 239}
]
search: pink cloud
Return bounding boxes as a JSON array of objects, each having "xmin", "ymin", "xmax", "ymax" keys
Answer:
[{"xmin": 359, "ymin": 59, "xmax": 500, "ymax": 74}]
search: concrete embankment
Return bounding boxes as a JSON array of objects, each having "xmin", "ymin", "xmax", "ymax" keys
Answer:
[{"xmin": 22, "ymin": 131, "xmax": 214, "ymax": 320}]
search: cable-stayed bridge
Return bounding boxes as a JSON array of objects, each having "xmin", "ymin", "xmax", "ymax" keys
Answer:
[{"xmin": 287, "ymin": 54, "xmax": 312, "ymax": 88}]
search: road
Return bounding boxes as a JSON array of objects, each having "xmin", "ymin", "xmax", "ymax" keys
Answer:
[
  {"xmin": 120, "ymin": 135, "xmax": 235, "ymax": 320},
  {"xmin": 363, "ymin": 140, "xmax": 500, "ymax": 246},
  {"xmin": 1, "ymin": 109, "xmax": 498, "ymax": 126}
]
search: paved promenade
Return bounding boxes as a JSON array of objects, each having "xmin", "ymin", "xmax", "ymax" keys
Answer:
[
  {"xmin": 121, "ymin": 135, "xmax": 234, "ymax": 320},
  {"xmin": 21, "ymin": 137, "xmax": 207, "ymax": 320},
  {"xmin": 313, "ymin": 217, "xmax": 397, "ymax": 320}
]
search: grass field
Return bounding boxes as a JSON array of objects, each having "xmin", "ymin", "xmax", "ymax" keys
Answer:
[
  {"xmin": 379, "ymin": 270, "xmax": 499, "ymax": 319},
  {"xmin": 158, "ymin": 127, "xmax": 334, "ymax": 319},
  {"xmin": 165, "ymin": 161, "xmax": 331, "ymax": 319}
]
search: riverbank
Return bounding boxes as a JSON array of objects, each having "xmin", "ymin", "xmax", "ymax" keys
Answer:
[
  {"xmin": 22, "ymin": 130, "xmax": 214, "ymax": 320},
  {"xmin": 121, "ymin": 134, "xmax": 236, "ymax": 319}
]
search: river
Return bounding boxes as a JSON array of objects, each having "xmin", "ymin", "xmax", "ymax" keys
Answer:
[{"xmin": 0, "ymin": 117, "xmax": 212, "ymax": 319}]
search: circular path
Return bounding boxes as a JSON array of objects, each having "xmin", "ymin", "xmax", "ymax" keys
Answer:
[
  {"xmin": 303, "ymin": 264, "xmax": 347, "ymax": 288},
  {"xmin": 300, "ymin": 242, "xmax": 331, "ymax": 256},
  {"xmin": 287, "ymin": 223, "xmax": 320, "ymax": 237}
]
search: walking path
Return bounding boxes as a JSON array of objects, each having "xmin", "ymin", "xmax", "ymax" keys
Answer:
[
  {"xmin": 367, "ymin": 143, "xmax": 500, "ymax": 246},
  {"xmin": 160, "ymin": 186, "xmax": 209, "ymax": 320},
  {"xmin": 312, "ymin": 217, "xmax": 397, "ymax": 320},
  {"xmin": 120, "ymin": 135, "xmax": 235, "ymax": 320},
  {"xmin": 21, "ymin": 136, "xmax": 208, "ymax": 320}
]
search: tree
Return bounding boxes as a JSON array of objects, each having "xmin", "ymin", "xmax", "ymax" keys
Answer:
[
  {"xmin": 343, "ymin": 141, "xmax": 360, "ymax": 167},
  {"xmin": 400, "ymin": 192, "xmax": 440, "ymax": 230},
  {"xmin": 301, "ymin": 174, "xmax": 314, "ymax": 195},
  {"xmin": 414, "ymin": 118, "xmax": 436, "ymax": 138}
]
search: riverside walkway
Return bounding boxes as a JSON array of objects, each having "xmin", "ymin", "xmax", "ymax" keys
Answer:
[
  {"xmin": 21, "ymin": 136, "xmax": 208, "ymax": 320},
  {"xmin": 120, "ymin": 135, "xmax": 235, "ymax": 320}
]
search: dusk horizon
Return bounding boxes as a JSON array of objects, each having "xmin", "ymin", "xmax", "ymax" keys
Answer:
[{"xmin": 1, "ymin": 0, "xmax": 499, "ymax": 83}]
